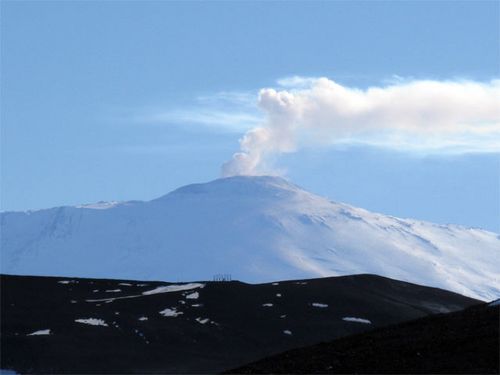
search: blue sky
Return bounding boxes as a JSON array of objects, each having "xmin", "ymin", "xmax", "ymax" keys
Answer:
[{"xmin": 1, "ymin": 1, "xmax": 499, "ymax": 232}]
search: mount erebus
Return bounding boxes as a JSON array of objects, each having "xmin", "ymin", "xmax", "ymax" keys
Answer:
[{"xmin": 1, "ymin": 176, "xmax": 498, "ymax": 300}]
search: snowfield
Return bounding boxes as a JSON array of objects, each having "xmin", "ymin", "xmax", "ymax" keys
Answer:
[{"xmin": 1, "ymin": 176, "xmax": 499, "ymax": 300}]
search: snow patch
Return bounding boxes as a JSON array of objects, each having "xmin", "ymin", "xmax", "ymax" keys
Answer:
[
  {"xmin": 262, "ymin": 303, "xmax": 273, "ymax": 307},
  {"xmin": 75, "ymin": 318, "xmax": 108, "ymax": 327},
  {"xmin": 283, "ymin": 330, "xmax": 292, "ymax": 335},
  {"xmin": 143, "ymin": 283, "xmax": 205, "ymax": 296},
  {"xmin": 86, "ymin": 283, "xmax": 204, "ymax": 303},
  {"xmin": 58, "ymin": 280, "xmax": 77, "ymax": 284},
  {"xmin": 138, "ymin": 316, "xmax": 148, "ymax": 321},
  {"xmin": 159, "ymin": 308, "xmax": 183, "ymax": 317},
  {"xmin": 312, "ymin": 302, "xmax": 328, "ymax": 308},
  {"xmin": 196, "ymin": 317, "xmax": 210, "ymax": 324},
  {"xmin": 77, "ymin": 201, "xmax": 121, "ymax": 210},
  {"xmin": 105, "ymin": 289, "xmax": 121, "ymax": 293},
  {"xmin": 27, "ymin": 329, "xmax": 50, "ymax": 336},
  {"xmin": 342, "ymin": 317, "xmax": 371, "ymax": 324},
  {"xmin": 185, "ymin": 291, "xmax": 199, "ymax": 299}
]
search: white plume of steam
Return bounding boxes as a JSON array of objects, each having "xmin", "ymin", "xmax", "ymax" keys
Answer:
[{"xmin": 221, "ymin": 77, "xmax": 500, "ymax": 177}]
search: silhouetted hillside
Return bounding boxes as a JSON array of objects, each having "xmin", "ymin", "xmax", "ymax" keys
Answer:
[
  {"xmin": 231, "ymin": 303, "xmax": 499, "ymax": 374},
  {"xmin": 0, "ymin": 273, "xmax": 480, "ymax": 374}
]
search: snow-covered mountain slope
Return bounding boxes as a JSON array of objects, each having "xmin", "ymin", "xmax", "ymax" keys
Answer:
[{"xmin": 1, "ymin": 176, "xmax": 499, "ymax": 300}]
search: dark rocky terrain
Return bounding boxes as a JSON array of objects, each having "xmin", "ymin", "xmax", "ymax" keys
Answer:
[
  {"xmin": 1, "ymin": 273, "xmax": 481, "ymax": 374},
  {"xmin": 231, "ymin": 303, "xmax": 499, "ymax": 374}
]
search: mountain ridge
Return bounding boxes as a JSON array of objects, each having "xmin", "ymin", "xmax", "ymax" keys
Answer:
[
  {"xmin": 4, "ymin": 175, "xmax": 499, "ymax": 233},
  {"xmin": 1, "ymin": 176, "xmax": 499, "ymax": 300}
]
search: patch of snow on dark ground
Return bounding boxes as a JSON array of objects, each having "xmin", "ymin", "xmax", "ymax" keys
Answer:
[
  {"xmin": 27, "ymin": 329, "xmax": 50, "ymax": 336},
  {"xmin": 342, "ymin": 317, "xmax": 371, "ymax": 324},
  {"xmin": 58, "ymin": 280, "xmax": 77, "ymax": 284},
  {"xmin": 159, "ymin": 308, "xmax": 183, "ymax": 317},
  {"xmin": 142, "ymin": 283, "xmax": 204, "ymax": 296},
  {"xmin": 75, "ymin": 318, "xmax": 108, "ymax": 327},
  {"xmin": 185, "ymin": 291, "xmax": 199, "ymax": 299},
  {"xmin": 312, "ymin": 302, "xmax": 328, "ymax": 308}
]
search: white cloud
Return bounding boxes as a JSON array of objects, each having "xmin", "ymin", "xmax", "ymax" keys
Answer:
[{"xmin": 222, "ymin": 77, "xmax": 500, "ymax": 176}]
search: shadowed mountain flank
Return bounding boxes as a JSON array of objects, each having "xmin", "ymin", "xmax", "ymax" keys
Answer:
[{"xmin": 231, "ymin": 303, "xmax": 499, "ymax": 374}]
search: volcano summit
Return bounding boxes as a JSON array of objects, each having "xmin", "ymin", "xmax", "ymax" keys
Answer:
[{"xmin": 1, "ymin": 176, "xmax": 498, "ymax": 300}]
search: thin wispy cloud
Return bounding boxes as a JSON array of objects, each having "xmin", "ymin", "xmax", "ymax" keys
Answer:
[
  {"xmin": 141, "ymin": 109, "xmax": 261, "ymax": 133},
  {"xmin": 195, "ymin": 91, "xmax": 258, "ymax": 108},
  {"xmin": 135, "ymin": 90, "xmax": 262, "ymax": 133}
]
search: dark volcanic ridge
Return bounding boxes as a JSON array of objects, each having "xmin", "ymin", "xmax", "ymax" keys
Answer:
[
  {"xmin": 1, "ymin": 273, "xmax": 480, "ymax": 374},
  {"xmin": 230, "ymin": 303, "xmax": 500, "ymax": 374}
]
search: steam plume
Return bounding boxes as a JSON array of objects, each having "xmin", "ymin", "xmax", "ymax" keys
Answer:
[{"xmin": 222, "ymin": 77, "xmax": 500, "ymax": 176}]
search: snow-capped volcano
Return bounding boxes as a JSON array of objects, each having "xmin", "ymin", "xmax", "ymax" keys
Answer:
[{"xmin": 1, "ymin": 176, "xmax": 499, "ymax": 300}]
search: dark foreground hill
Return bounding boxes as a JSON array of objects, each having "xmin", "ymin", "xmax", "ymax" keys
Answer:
[
  {"xmin": 231, "ymin": 303, "xmax": 499, "ymax": 374},
  {"xmin": 1, "ymin": 273, "xmax": 480, "ymax": 374}
]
